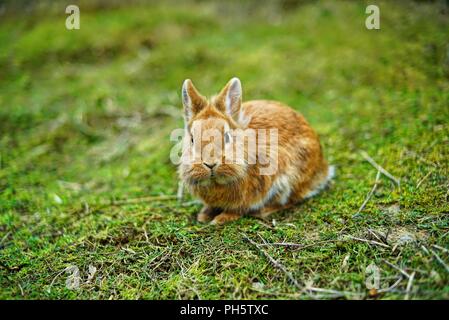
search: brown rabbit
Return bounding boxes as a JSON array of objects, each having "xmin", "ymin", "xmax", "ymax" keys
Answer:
[{"xmin": 179, "ymin": 77, "xmax": 334, "ymax": 225}]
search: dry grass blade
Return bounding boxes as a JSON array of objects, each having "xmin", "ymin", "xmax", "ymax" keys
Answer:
[
  {"xmin": 421, "ymin": 245, "xmax": 430, "ymax": 255},
  {"xmin": 356, "ymin": 170, "xmax": 381, "ymax": 215},
  {"xmin": 405, "ymin": 272, "xmax": 415, "ymax": 300},
  {"xmin": 18, "ymin": 283, "xmax": 25, "ymax": 296},
  {"xmin": 254, "ymin": 218, "xmax": 276, "ymax": 230},
  {"xmin": 432, "ymin": 244, "xmax": 449, "ymax": 253},
  {"xmin": 257, "ymin": 239, "xmax": 339, "ymax": 250},
  {"xmin": 378, "ymin": 276, "xmax": 403, "ymax": 293},
  {"xmin": 47, "ymin": 269, "xmax": 67, "ymax": 293},
  {"xmin": 306, "ymin": 286, "xmax": 358, "ymax": 298},
  {"xmin": 383, "ymin": 260, "xmax": 411, "ymax": 279},
  {"xmin": 0, "ymin": 232, "xmax": 11, "ymax": 246},
  {"xmin": 416, "ymin": 169, "xmax": 434, "ymax": 189},
  {"xmin": 367, "ymin": 228, "xmax": 388, "ymax": 245},
  {"xmin": 360, "ymin": 150, "xmax": 400, "ymax": 186},
  {"xmin": 102, "ymin": 195, "xmax": 178, "ymax": 206},
  {"xmin": 404, "ymin": 149, "xmax": 439, "ymax": 168},
  {"xmin": 346, "ymin": 235, "xmax": 390, "ymax": 248},
  {"xmin": 243, "ymin": 234, "xmax": 303, "ymax": 291},
  {"xmin": 429, "ymin": 249, "xmax": 449, "ymax": 273}
]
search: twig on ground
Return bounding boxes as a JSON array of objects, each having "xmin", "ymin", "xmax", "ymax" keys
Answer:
[
  {"xmin": 383, "ymin": 260, "xmax": 411, "ymax": 279},
  {"xmin": 257, "ymin": 233, "xmax": 269, "ymax": 245},
  {"xmin": 405, "ymin": 272, "xmax": 415, "ymax": 300},
  {"xmin": 378, "ymin": 276, "xmax": 403, "ymax": 293},
  {"xmin": 103, "ymin": 195, "xmax": 178, "ymax": 206},
  {"xmin": 346, "ymin": 235, "xmax": 390, "ymax": 248},
  {"xmin": 257, "ymin": 239, "xmax": 340, "ymax": 250},
  {"xmin": 367, "ymin": 228, "xmax": 388, "ymax": 245},
  {"xmin": 367, "ymin": 228, "xmax": 382, "ymax": 243},
  {"xmin": 243, "ymin": 234, "xmax": 302, "ymax": 290},
  {"xmin": 429, "ymin": 249, "xmax": 449, "ymax": 273},
  {"xmin": 256, "ymin": 242, "xmax": 312, "ymax": 248},
  {"xmin": 356, "ymin": 171, "xmax": 381, "ymax": 215},
  {"xmin": 306, "ymin": 286, "xmax": 358, "ymax": 298},
  {"xmin": 254, "ymin": 217, "xmax": 276, "ymax": 230},
  {"xmin": 47, "ymin": 269, "xmax": 67, "ymax": 293},
  {"xmin": 360, "ymin": 150, "xmax": 400, "ymax": 186},
  {"xmin": 432, "ymin": 244, "xmax": 449, "ymax": 253}
]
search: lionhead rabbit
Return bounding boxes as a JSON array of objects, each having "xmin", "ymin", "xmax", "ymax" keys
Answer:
[{"xmin": 179, "ymin": 77, "xmax": 334, "ymax": 225}]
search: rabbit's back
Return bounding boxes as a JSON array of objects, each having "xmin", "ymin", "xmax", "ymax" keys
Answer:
[{"xmin": 243, "ymin": 100, "xmax": 331, "ymax": 203}]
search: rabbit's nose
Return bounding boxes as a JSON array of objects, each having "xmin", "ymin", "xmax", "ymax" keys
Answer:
[{"xmin": 203, "ymin": 162, "xmax": 217, "ymax": 170}]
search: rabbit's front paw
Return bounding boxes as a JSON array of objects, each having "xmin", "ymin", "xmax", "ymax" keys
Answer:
[
  {"xmin": 197, "ymin": 206, "xmax": 221, "ymax": 223},
  {"xmin": 210, "ymin": 212, "xmax": 241, "ymax": 225}
]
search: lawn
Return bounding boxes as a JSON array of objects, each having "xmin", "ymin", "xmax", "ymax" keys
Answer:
[{"xmin": 0, "ymin": 0, "xmax": 448, "ymax": 299}]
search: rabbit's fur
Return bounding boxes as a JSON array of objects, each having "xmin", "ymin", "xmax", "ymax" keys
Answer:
[{"xmin": 179, "ymin": 77, "xmax": 333, "ymax": 224}]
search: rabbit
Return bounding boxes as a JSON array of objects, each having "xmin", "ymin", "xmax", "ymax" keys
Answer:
[{"xmin": 179, "ymin": 77, "xmax": 334, "ymax": 225}]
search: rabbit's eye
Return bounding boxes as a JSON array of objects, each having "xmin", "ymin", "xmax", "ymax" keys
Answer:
[
  {"xmin": 190, "ymin": 135, "xmax": 194, "ymax": 144},
  {"xmin": 224, "ymin": 132, "xmax": 231, "ymax": 144}
]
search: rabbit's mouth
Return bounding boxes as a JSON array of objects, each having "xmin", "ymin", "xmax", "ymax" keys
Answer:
[
  {"xmin": 184, "ymin": 171, "xmax": 242, "ymax": 187},
  {"xmin": 186, "ymin": 174, "xmax": 233, "ymax": 186},
  {"xmin": 182, "ymin": 162, "xmax": 247, "ymax": 186},
  {"xmin": 211, "ymin": 174, "xmax": 239, "ymax": 185}
]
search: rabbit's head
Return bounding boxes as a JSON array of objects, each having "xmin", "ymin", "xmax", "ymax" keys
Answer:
[{"xmin": 179, "ymin": 78, "xmax": 249, "ymax": 186}]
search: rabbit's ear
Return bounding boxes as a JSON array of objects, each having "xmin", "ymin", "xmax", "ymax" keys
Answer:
[
  {"xmin": 182, "ymin": 79, "xmax": 207, "ymax": 121},
  {"xmin": 217, "ymin": 77, "xmax": 242, "ymax": 121}
]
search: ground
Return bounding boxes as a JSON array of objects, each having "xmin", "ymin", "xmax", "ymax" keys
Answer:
[{"xmin": 0, "ymin": 0, "xmax": 448, "ymax": 299}]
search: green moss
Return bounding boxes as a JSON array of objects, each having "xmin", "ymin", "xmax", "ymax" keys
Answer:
[{"xmin": 1, "ymin": 0, "xmax": 448, "ymax": 299}]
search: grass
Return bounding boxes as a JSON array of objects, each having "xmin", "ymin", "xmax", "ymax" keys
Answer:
[{"xmin": 0, "ymin": 0, "xmax": 448, "ymax": 299}]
